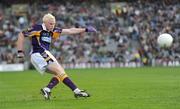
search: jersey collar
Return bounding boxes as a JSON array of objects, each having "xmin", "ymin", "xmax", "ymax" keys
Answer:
[{"xmin": 42, "ymin": 23, "xmax": 47, "ymax": 31}]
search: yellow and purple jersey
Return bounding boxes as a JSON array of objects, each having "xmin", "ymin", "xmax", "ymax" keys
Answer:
[{"xmin": 22, "ymin": 24, "xmax": 62, "ymax": 53}]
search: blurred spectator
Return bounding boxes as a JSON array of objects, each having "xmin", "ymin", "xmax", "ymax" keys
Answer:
[{"xmin": 0, "ymin": 0, "xmax": 179, "ymax": 65}]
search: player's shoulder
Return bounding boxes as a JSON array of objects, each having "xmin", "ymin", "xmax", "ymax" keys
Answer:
[
  {"xmin": 22, "ymin": 24, "xmax": 43, "ymax": 37},
  {"xmin": 53, "ymin": 27, "xmax": 62, "ymax": 33},
  {"xmin": 23, "ymin": 24, "xmax": 42, "ymax": 32},
  {"xmin": 31, "ymin": 24, "xmax": 43, "ymax": 30}
]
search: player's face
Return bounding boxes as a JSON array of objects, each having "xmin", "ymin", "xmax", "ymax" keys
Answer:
[{"xmin": 45, "ymin": 18, "xmax": 56, "ymax": 31}]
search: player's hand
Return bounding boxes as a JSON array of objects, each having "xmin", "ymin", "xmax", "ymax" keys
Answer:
[{"xmin": 85, "ymin": 26, "xmax": 97, "ymax": 33}]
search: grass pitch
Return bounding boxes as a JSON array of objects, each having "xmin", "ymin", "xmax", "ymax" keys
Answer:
[{"xmin": 0, "ymin": 67, "xmax": 180, "ymax": 109}]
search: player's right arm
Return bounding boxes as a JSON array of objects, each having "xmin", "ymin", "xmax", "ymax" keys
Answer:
[
  {"xmin": 16, "ymin": 25, "xmax": 39, "ymax": 58},
  {"xmin": 17, "ymin": 32, "xmax": 25, "ymax": 52},
  {"xmin": 16, "ymin": 32, "xmax": 25, "ymax": 58}
]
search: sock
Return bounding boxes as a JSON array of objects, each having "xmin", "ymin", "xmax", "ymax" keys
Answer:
[
  {"xmin": 46, "ymin": 76, "xmax": 60, "ymax": 90},
  {"xmin": 43, "ymin": 87, "xmax": 51, "ymax": 92},
  {"xmin": 62, "ymin": 77, "xmax": 77, "ymax": 91},
  {"xmin": 73, "ymin": 88, "xmax": 81, "ymax": 94}
]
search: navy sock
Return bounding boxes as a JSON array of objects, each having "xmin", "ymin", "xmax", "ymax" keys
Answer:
[
  {"xmin": 47, "ymin": 77, "xmax": 59, "ymax": 89},
  {"xmin": 63, "ymin": 77, "xmax": 77, "ymax": 91}
]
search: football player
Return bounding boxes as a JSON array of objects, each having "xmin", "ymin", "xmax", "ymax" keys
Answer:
[{"xmin": 17, "ymin": 13, "xmax": 97, "ymax": 100}]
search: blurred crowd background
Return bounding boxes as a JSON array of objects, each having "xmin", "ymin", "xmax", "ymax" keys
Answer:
[{"xmin": 0, "ymin": 0, "xmax": 179, "ymax": 66}]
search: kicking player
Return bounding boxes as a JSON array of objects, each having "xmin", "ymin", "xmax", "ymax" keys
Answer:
[{"xmin": 17, "ymin": 13, "xmax": 97, "ymax": 100}]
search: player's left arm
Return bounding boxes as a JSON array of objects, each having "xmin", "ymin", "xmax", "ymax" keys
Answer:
[
  {"xmin": 61, "ymin": 28, "xmax": 85, "ymax": 35},
  {"xmin": 61, "ymin": 26, "xmax": 97, "ymax": 35}
]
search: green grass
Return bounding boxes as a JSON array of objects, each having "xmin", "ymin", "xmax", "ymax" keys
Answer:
[{"xmin": 0, "ymin": 67, "xmax": 180, "ymax": 109}]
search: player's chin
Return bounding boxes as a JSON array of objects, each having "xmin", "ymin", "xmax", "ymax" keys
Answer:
[
  {"xmin": 49, "ymin": 27, "xmax": 54, "ymax": 31},
  {"xmin": 51, "ymin": 27, "xmax": 55, "ymax": 30}
]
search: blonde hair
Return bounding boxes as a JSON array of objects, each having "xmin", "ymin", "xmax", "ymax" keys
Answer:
[{"xmin": 42, "ymin": 13, "xmax": 56, "ymax": 23}]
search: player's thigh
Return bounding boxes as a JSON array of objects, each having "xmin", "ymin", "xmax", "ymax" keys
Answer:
[
  {"xmin": 31, "ymin": 53, "xmax": 48, "ymax": 74},
  {"xmin": 47, "ymin": 62, "xmax": 66, "ymax": 76},
  {"xmin": 40, "ymin": 50, "xmax": 67, "ymax": 77}
]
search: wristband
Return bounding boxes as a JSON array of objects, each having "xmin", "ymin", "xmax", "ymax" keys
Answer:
[
  {"xmin": 18, "ymin": 50, "xmax": 24, "ymax": 53},
  {"xmin": 85, "ymin": 28, "xmax": 88, "ymax": 32}
]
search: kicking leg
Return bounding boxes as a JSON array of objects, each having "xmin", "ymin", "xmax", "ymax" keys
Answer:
[{"xmin": 47, "ymin": 63, "xmax": 90, "ymax": 98}]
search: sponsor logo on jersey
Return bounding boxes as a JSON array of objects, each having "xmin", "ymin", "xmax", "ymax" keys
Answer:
[
  {"xmin": 41, "ymin": 36, "xmax": 51, "ymax": 43},
  {"xmin": 41, "ymin": 32, "xmax": 52, "ymax": 43}
]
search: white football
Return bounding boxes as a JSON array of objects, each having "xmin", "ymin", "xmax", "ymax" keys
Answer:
[{"xmin": 157, "ymin": 33, "xmax": 173, "ymax": 47}]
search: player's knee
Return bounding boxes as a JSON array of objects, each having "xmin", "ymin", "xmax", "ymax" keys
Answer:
[
  {"xmin": 47, "ymin": 63, "xmax": 67, "ymax": 81},
  {"xmin": 56, "ymin": 73, "xmax": 68, "ymax": 81}
]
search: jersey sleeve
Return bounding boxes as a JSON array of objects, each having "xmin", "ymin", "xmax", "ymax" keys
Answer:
[
  {"xmin": 53, "ymin": 27, "xmax": 62, "ymax": 39},
  {"xmin": 22, "ymin": 25, "xmax": 41, "ymax": 37}
]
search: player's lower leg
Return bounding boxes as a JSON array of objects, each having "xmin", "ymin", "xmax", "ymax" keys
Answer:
[
  {"xmin": 62, "ymin": 77, "xmax": 90, "ymax": 98},
  {"xmin": 41, "ymin": 76, "xmax": 60, "ymax": 100}
]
